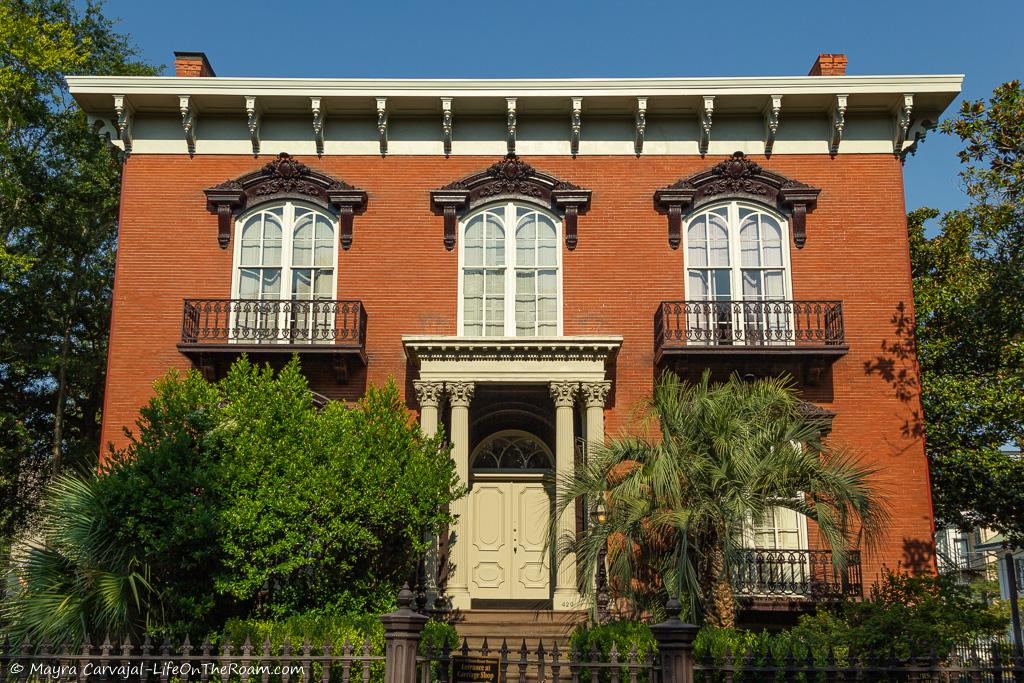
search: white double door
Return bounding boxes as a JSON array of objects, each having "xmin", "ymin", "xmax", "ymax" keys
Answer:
[{"xmin": 468, "ymin": 477, "xmax": 551, "ymax": 601}]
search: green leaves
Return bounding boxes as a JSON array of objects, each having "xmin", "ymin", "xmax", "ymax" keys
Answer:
[
  {"xmin": 911, "ymin": 81, "xmax": 1024, "ymax": 543},
  {"xmin": 554, "ymin": 370, "xmax": 885, "ymax": 627}
]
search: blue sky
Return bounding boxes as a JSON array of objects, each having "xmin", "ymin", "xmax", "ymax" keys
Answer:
[{"xmin": 99, "ymin": 0, "xmax": 1022, "ymax": 217}]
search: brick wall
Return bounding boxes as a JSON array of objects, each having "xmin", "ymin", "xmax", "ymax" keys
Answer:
[{"xmin": 102, "ymin": 152, "xmax": 934, "ymax": 582}]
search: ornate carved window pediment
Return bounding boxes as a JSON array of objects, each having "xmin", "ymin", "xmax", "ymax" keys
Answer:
[
  {"xmin": 654, "ymin": 152, "xmax": 820, "ymax": 249},
  {"xmin": 430, "ymin": 154, "xmax": 592, "ymax": 251},
  {"xmin": 204, "ymin": 153, "xmax": 367, "ymax": 249}
]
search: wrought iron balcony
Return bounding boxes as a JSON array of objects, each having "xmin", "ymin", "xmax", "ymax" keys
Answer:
[
  {"xmin": 179, "ymin": 298, "xmax": 366, "ymax": 360},
  {"xmin": 732, "ymin": 548, "xmax": 862, "ymax": 601},
  {"xmin": 655, "ymin": 300, "xmax": 848, "ymax": 369}
]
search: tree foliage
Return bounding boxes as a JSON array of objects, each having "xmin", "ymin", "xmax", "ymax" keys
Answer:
[
  {"xmin": 4, "ymin": 356, "xmax": 461, "ymax": 640},
  {"xmin": 0, "ymin": 0, "xmax": 156, "ymax": 558},
  {"xmin": 910, "ymin": 81, "xmax": 1024, "ymax": 541},
  {"xmin": 554, "ymin": 371, "xmax": 887, "ymax": 628}
]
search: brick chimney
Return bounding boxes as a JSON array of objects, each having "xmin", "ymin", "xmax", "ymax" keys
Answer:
[
  {"xmin": 174, "ymin": 51, "xmax": 216, "ymax": 77},
  {"xmin": 808, "ymin": 53, "xmax": 847, "ymax": 76}
]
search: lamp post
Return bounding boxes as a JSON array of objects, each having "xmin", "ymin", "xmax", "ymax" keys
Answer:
[{"xmin": 591, "ymin": 499, "xmax": 610, "ymax": 624}]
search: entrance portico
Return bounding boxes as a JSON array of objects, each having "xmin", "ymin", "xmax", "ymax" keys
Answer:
[{"xmin": 405, "ymin": 336, "xmax": 621, "ymax": 611}]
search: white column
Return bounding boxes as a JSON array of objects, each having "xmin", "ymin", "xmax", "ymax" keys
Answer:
[
  {"xmin": 413, "ymin": 380, "xmax": 443, "ymax": 437},
  {"xmin": 581, "ymin": 382, "xmax": 611, "ymax": 451},
  {"xmin": 446, "ymin": 380, "xmax": 474, "ymax": 610},
  {"xmin": 550, "ymin": 380, "xmax": 580, "ymax": 610},
  {"xmin": 413, "ymin": 380, "xmax": 445, "ymax": 606}
]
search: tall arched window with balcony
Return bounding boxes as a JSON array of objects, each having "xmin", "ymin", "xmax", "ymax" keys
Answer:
[
  {"xmin": 683, "ymin": 202, "xmax": 793, "ymax": 345},
  {"xmin": 231, "ymin": 201, "xmax": 338, "ymax": 341},
  {"xmin": 459, "ymin": 202, "xmax": 561, "ymax": 337}
]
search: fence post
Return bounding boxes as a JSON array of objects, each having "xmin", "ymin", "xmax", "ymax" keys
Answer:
[
  {"xmin": 381, "ymin": 584, "xmax": 429, "ymax": 683},
  {"xmin": 650, "ymin": 597, "xmax": 701, "ymax": 683}
]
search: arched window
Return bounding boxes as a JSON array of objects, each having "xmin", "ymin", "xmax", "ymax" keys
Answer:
[
  {"xmin": 459, "ymin": 202, "xmax": 561, "ymax": 337},
  {"xmin": 684, "ymin": 202, "xmax": 792, "ymax": 344},
  {"xmin": 472, "ymin": 431, "xmax": 553, "ymax": 471},
  {"xmin": 232, "ymin": 201, "xmax": 337, "ymax": 340}
]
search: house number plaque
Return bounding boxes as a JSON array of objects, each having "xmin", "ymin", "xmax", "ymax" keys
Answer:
[{"xmin": 452, "ymin": 656, "xmax": 501, "ymax": 683}]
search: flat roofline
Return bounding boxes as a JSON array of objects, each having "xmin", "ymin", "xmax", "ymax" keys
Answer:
[{"xmin": 68, "ymin": 73, "xmax": 964, "ymax": 97}]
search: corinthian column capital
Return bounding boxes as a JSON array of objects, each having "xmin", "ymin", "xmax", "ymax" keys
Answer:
[
  {"xmin": 549, "ymin": 381, "xmax": 579, "ymax": 408},
  {"xmin": 580, "ymin": 381, "xmax": 612, "ymax": 408},
  {"xmin": 447, "ymin": 381, "xmax": 475, "ymax": 408},
  {"xmin": 413, "ymin": 380, "xmax": 444, "ymax": 408}
]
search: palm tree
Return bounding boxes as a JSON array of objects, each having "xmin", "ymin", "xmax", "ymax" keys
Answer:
[
  {"xmin": 2, "ymin": 474, "xmax": 153, "ymax": 643},
  {"xmin": 553, "ymin": 370, "xmax": 889, "ymax": 628}
]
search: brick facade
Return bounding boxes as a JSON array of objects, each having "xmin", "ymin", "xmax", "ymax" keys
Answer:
[{"xmin": 101, "ymin": 152, "xmax": 934, "ymax": 584}]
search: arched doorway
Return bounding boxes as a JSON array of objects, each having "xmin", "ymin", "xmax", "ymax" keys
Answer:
[{"xmin": 468, "ymin": 430, "xmax": 554, "ymax": 606}]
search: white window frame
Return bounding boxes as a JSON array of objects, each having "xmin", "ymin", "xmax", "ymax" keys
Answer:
[
  {"xmin": 743, "ymin": 505, "xmax": 810, "ymax": 551},
  {"xmin": 456, "ymin": 201, "xmax": 564, "ymax": 337},
  {"xmin": 229, "ymin": 201, "xmax": 339, "ymax": 342},
  {"xmin": 682, "ymin": 201, "xmax": 795, "ymax": 345}
]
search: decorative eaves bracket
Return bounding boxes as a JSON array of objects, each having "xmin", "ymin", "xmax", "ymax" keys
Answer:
[
  {"xmin": 441, "ymin": 97, "xmax": 453, "ymax": 157},
  {"xmin": 699, "ymin": 96, "xmax": 714, "ymax": 157},
  {"xmin": 654, "ymin": 151, "xmax": 820, "ymax": 249},
  {"xmin": 893, "ymin": 93, "xmax": 914, "ymax": 158},
  {"xmin": 829, "ymin": 94, "xmax": 847, "ymax": 157},
  {"xmin": 506, "ymin": 98, "xmax": 517, "ymax": 154},
  {"xmin": 430, "ymin": 153, "xmax": 592, "ymax": 251},
  {"xmin": 204, "ymin": 152, "xmax": 367, "ymax": 249},
  {"xmin": 113, "ymin": 94, "xmax": 134, "ymax": 155},
  {"xmin": 634, "ymin": 97, "xmax": 647, "ymax": 156},
  {"xmin": 570, "ymin": 97, "xmax": 582, "ymax": 157},
  {"xmin": 179, "ymin": 95, "xmax": 196, "ymax": 156},
  {"xmin": 311, "ymin": 97, "xmax": 325, "ymax": 156},
  {"xmin": 376, "ymin": 97, "xmax": 388, "ymax": 156},
  {"xmin": 245, "ymin": 96, "xmax": 261, "ymax": 157},
  {"xmin": 763, "ymin": 94, "xmax": 782, "ymax": 158}
]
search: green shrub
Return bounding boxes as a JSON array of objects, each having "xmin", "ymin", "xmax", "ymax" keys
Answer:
[
  {"xmin": 419, "ymin": 620, "xmax": 460, "ymax": 655},
  {"xmin": 222, "ymin": 612, "xmax": 384, "ymax": 683},
  {"xmin": 568, "ymin": 621, "xmax": 658, "ymax": 683}
]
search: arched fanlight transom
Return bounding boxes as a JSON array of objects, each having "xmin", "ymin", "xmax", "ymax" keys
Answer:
[{"xmin": 472, "ymin": 431, "xmax": 553, "ymax": 470}]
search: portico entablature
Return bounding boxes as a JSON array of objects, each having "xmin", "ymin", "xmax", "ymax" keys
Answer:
[{"xmin": 402, "ymin": 335, "xmax": 622, "ymax": 384}]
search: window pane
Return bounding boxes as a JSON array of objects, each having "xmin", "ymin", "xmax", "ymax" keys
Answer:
[
  {"xmin": 241, "ymin": 217, "xmax": 260, "ymax": 241},
  {"xmin": 465, "ymin": 242, "xmax": 483, "ymax": 267},
  {"xmin": 764, "ymin": 270, "xmax": 784, "ymax": 298},
  {"xmin": 537, "ymin": 240, "xmax": 557, "ymax": 267},
  {"xmin": 537, "ymin": 322, "xmax": 556, "ymax": 335},
  {"xmin": 536, "ymin": 214, "xmax": 557, "ymax": 240},
  {"xmin": 486, "ymin": 212, "xmax": 504, "ymax": 240},
  {"xmin": 241, "ymin": 242, "xmax": 260, "ymax": 266},
  {"xmin": 315, "ymin": 216, "xmax": 334, "ymax": 240},
  {"xmin": 688, "ymin": 271, "xmax": 709, "ymax": 299},
  {"xmin": 465, "ymin": 214, "xmax": 484, "ymax": 240},
  {"xmin": 517, "ymin": 240, "xmax": 535, "ymax": 267},
  {"xmin": 740, "ymin": 217, "xmax": 760, "ymax": 267},
  {"xmin": 688, "ymin": 240, "xmax": 707, "ymax": 268},
  {"xmin": 711, "ymin": 270, "xmax": 731, "ymax": 298},
  {"xmin": 292, "ymin": 269, "xmax": 312, "ymax": 298},
  {"xmin": 464, "ymin": 323, "xmax": 483, "ymax": 335},
  {"xmin": 486, "ymin": 269, "xmax": 504, "ymax": 295},
  {"xmin": 537, "ymin": 270, "xmax": 556, "ymax": 295},
  {"xmin": 742, "ymin": 270, "xmax": 762, "ymax": 298},
  {"xmin": 538, "ymin": 295, "xmax": 557, "ymax": 321},
  {"xmin": 263, "ymin": 213, "xmax": 282, "ymax": 240},
  {"xmin": 516, "ymin": 270, "xmax": 535, "ymax": 297},
  {"xmin": 314, "ymin": 240, "xmax": 332, "ymax": 267},
  {"xmin": 292, "ymin": 237, "xmax": 311, "ymax": 267},
  {"xmin": 688, "ymin": 215, "xmax": 707, "ymax": 241},
  {"xmin": 293, "ymin": 213, "xmax": 313, "ymax": 240},
  {"xmin": 264, "ymin": 240, "xmax": 282, "ymax": 266},
  {"xmin": 314, "ymin": 269, "xmax": 333, "ymax": 297},
  {"xmin": 516, "ymin": 213, "xmax": 536, "ymax": 240},
  {"xmin": 464, "ymin": 295, "xmax": 482, "ymax": 322},
  {"xmin": 487, "ymin": 236, "xmax": 504, "ymax": 267},
  {"xmin": 464, "ymin": 269, "xmax": 484, "ymax": 296},
  {"xmin": 240, "ymin": 269, "xmax": 260, "ymax": 297},
  {"xmin": 262, "ymin": 269, "xmax": 281, "ymax": 297}
]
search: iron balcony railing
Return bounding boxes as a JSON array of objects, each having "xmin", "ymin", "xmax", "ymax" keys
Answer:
[
  {"xmin": 731, "ymin": 547, "xmax": 862, "ymax": 600},
  {"xmin": 656, "ymin": 300, "xmax": 845, "ymax": 351},
  {"xmin": 181, "ymin": 298, "xmax": 366, "ymax": 349}
]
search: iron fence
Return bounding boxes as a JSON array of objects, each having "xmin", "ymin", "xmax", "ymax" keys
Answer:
[
  {"xmin": 655, "ymin": 301, "xmax": 845, "ymax": 351},
  {"xmin": 731, "ymin": 549, "xmax": 862, "ymax": 601},
  {"xmin": 180, "ymin": 299, "xmax": 366, "ymax": 347},
  {"xmin": 417, "ymin": 637, "xmax": 657, "ymax": 683},
  {"xmin": 0, "ymin": 635, "xmax": 382, "ymax": 683}
]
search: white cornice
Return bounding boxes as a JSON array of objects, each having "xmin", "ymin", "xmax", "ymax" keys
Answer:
[
  {"xmin": 403, "ymin": 335, "xmax": 623, "ymax": 363},
  {"xmin": 67, "ymin": 74, "xmax": 964, "ymax": 99}
]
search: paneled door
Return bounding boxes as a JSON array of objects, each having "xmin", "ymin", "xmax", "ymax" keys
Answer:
[{"xmin": 469, "ymin": 480, "xmax": 551, "ymax": 601}]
